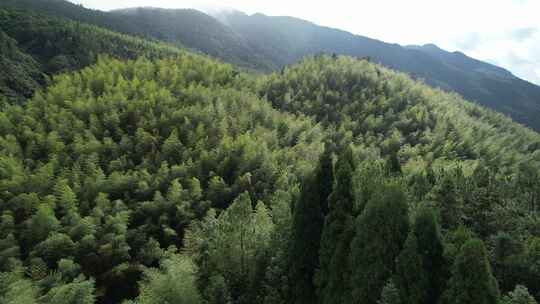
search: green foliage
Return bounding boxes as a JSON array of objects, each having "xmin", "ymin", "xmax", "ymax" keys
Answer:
[
  {"xmin": 186, "ymin": 192, "xmax": 274, "ymax": 304},
  {"xmin": 288, "ymin": 148, "xmax": 332, "ymax": 304},
  {"xmin": 349, "ymin": 182, "xmax": 410, "ymax": 304},
  {"xmin": 317, "ymin": 148, "xmax": 355, "ymax": 304},
  {"xmin": 0, "ymin": 268, "xmax": 40, "ymax": 304},
  {"xmin": 0, "ymin": 8, "xmax": 182, "ymax": 103},
  {"xmin": 502, "ymin": 285, "xmax": 537, "ymax": 304},
  {"xmin": 0, "ymin": 54, "xmax": 322, "ymax": 302},
  {"xmin": 395, "ymin": 233, "xmax": 428, "ymax": 304},
  {"xmin": 0, "ymin": 20, "xmax": 539, "ymax": 303},
  {"xmin": 413, "ymin": 207, "xmax": 447, "ymax": 304},
  {"xmin": 133, "ymin": 254, "xmax": 202, "ymax": 304},
  {"xmin": 444, "ymin": 238, "xmax": 499, "ymax": 304}
]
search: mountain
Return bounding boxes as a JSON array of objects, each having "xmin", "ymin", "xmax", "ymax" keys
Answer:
[
  {"xmin": 1, "ymin": 52, "xmax": 540, "ymax": 303},
  {"xmin": 0, "ymin": 0, "xmax": 271, "ymax": 71},
  {"xmin": 0, "ymin": 8, "xmax": 181, "ymax": 103},
  {"xmin": 2, "ymin": 0, "xmax": 540, "ymax": 131},
  {"xmin": 0, "ymin": 4, "xmax": 540, "ymax": 304},
  {"xmin": 218, "ymin": 11, "xmax": 540, "ymax": 131}
]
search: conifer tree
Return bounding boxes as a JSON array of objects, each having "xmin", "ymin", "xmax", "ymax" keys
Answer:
[
  {"xmin": 350, "ymin": 182, "xmax": 409, "ymax": 304},
  {"xmin": 431, "ymin": 172, "xmax": 461, "ymax": 230},
  {"xmin": 289, "ymin": 148, "xmax": 333, "ymax": 304},
  {"xmin": 395, "ymin": 233, "xmax": 428, "ymax": 304},
  {"xmin": 413, "ymin": 207, "xmax": 447, "ymax": 304},
  {"xmin": 444, "ymin": 238, "xmax": 499, "ymax": 304},
  {"xmin": 318, "ymin": 147, "xmax": 354, "ymax": 304}
]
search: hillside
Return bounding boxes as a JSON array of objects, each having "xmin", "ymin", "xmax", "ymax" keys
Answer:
[
  {"xmin": 0, "ymin": 8, "xmax": 181, "ymax": 103},
  {"xmin": 110, "ymin": 7, "xmax": 270, "ymax": 70},
  {"xmin": 2, "ymin": 0, "xmax": 540, "ymax": 131},
  {"xmin": 0, "ymin": 48, "xmax": 539, "ymax": 303},
  {"xmin": 0, "ymin": 54, "xmax": 323, "ymax": 303},
  {"xmin": 0, "ymin": 0, "xmax": 271, "ymax": 71},
  {"xmin": 0, "ymin": 2, "xmax": 539, "ymax": 304},
  {"xmin": 220, "ymin": 11, "xmax": 540, "ymax": 131}
]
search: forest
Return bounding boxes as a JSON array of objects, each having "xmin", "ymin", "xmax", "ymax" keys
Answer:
[{"xmin": 1, "ymin": 6, "xmax": 540, "ymax": 304}]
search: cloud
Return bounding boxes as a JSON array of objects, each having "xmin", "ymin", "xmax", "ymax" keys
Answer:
[
  {"xmin": 511, "ymin": 27, "xmax": 538, "ymax": 41},
  {"xmin": 453, "ymin": 33, "xmax": 483, "ymax": 51}
]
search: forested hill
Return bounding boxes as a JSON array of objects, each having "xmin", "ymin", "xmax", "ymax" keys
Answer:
[
  {"xmin": 0, "ymin": 0, "xmax": 270, "ymax": 71},
  {"xmin": 0, "ymin": 9, "xmax": 181, "ymax": 103},
  {"xmin": 2, "ymin": 0, "xmax": 540, "ymax": 132},
  {"xmin": 1, "ymin": 46, "xmax": 540, "ymax": 304},
  {"xmin": 1, "ymin": 2, "xmax": 540, "ymax": 304},
  {"xmin": 220, "ymin": 11, "xmax": 540, "ymax": 132}
]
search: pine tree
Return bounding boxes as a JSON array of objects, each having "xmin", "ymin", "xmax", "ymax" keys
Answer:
[
  {"xmin": 444, "ymin": 238, "xmax": 499, "ymax": 304},
  {"xmin": 318, "ymin": 147, "xmax": 355, "ymax": 304},
  {"xmin": 350, "ymin": 182, "xmax": 409, "ymax": 304},
  {"xmin": 289, "ymin": 148, "xmax": 333, "ymax": 304}
]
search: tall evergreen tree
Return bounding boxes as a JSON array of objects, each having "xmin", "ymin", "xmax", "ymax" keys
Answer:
[
  {"xmin": 413, "ymin": 207, "xmax": 447, "ymax": 304},
  {"xmin": 431, "ymin": 171, "xmax": 461, "ymax": 230},
  {"xmin": 317, "ymin": 147, "xmax": 355, "ymax": 304},
  {"xmin": 350, "ymin": 182, "xmax": 410, "ymax": 304},
  {"xmin": 444, "ymin": 238, "xmax": 499, "ymax": 304},
  {"xmin": 289, "ymin": 148, "xmax": 333, "ymax": 304},
  {"xmin": 395, "ymin": 233, "xmax": 428, "ymax": 304}
]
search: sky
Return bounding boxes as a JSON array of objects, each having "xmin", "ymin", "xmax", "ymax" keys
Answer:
[{"xmin": 69, "ymin": 0, "xmax": 540, "ymax": 85}]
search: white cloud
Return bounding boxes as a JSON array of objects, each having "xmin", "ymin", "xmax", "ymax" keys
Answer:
[{"xmin": 69, "ymin": 0, "xmax": 540, "ymax": 84}]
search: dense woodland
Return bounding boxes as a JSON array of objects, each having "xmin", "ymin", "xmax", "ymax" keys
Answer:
[{"xmin": 1, "ymin": 6, "xmax": 540, "ymax": 304}]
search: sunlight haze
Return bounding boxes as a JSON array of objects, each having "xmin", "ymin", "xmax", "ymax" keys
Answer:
[{"xmin": 69, "ymin": 0, "xmax": 540, "ymax": 85}]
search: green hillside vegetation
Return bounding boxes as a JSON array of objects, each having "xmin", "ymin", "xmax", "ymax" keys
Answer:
[
  {"xmin": 0, "ymin": 50, "xmax": 539, "ymax": 303},
  {"xmin": 0, "ymin": 54, "xmax": 323, "ymax": 303},
  {"xmin": 0, "ymin": 9, "xmax": 181, "ymax": 103},
  {"xmin": 0, "ymin": 6, "xmax": 539, "ymax": 303}
]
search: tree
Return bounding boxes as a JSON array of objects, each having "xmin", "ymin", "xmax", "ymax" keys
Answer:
[
  {"xmin": 41, "ymin": 276, "xmax": 96, "ymax": 304},
  {"xmin": 378, "ymin": 279, "xmax": 402, "ymax": 304},
  {"xmin": 394, "ymin": 233, "xmax": 428, "ymax": 304},
  {"xmin": 318, "ymin": 147, "xmax": 355, "ymax": 304},
  {"xmin": 134, "ymin": 254, "xmax": 202, "ymax": 304},
  {"xmin": 413, "ymin": 207, "xmax": 447, "ymax": 304},
  {"xmin": 289, "ymin": 148, "xmax": 332, "ymax": 304},
  {"xmin": 0, "ymin": 268, "xmax": 40, "ymax": 304},
  {"xmin": 186, "ymin": 192, "xmax": 274, "ymax": 304},
  {"xmin": 350, "ymin": 182, "xmax": 409, "ymax": 304},
  {"xmin": 430, "ymin": 171, "xmax": 461, "ymax": 230},
  {"xmin": 443, "ymin": 238, "xmax": 499, "ymax": 304},
  {"xmin": 501, "ymin": 285, "xmax": 537, "ymax": 304}
]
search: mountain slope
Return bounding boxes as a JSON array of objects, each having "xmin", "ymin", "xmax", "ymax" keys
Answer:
[
  {"xmin": 1, "ymin": 53, "xmax": 540, "ymax": 303},
  {"xmin": 110, "ymin": 8, "xmax": 270, "ymax": 70},
  {"xmin": 220, "ymin": 11, "xmax": 540, "ymax": 131},
  {"xmin": 3, "ymin": 0, "xmax": 540, "ymax": 131},
  {"xmin": 0, "ymin": 8, "xmax": 182, "ymax": 102},
  {"xmin": 0, "ymin": 0, "xmax": 271, "ymax": 70}
]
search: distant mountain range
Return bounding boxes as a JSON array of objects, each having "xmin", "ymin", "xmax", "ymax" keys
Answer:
[{"xmin": 2, "ymin": 0, "xmax": 540, "ymax": 131}]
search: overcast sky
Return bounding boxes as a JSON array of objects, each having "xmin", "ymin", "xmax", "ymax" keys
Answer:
[{"xmin": 69, "ymin": 0, "xmax": 540, "ymax": 85}]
